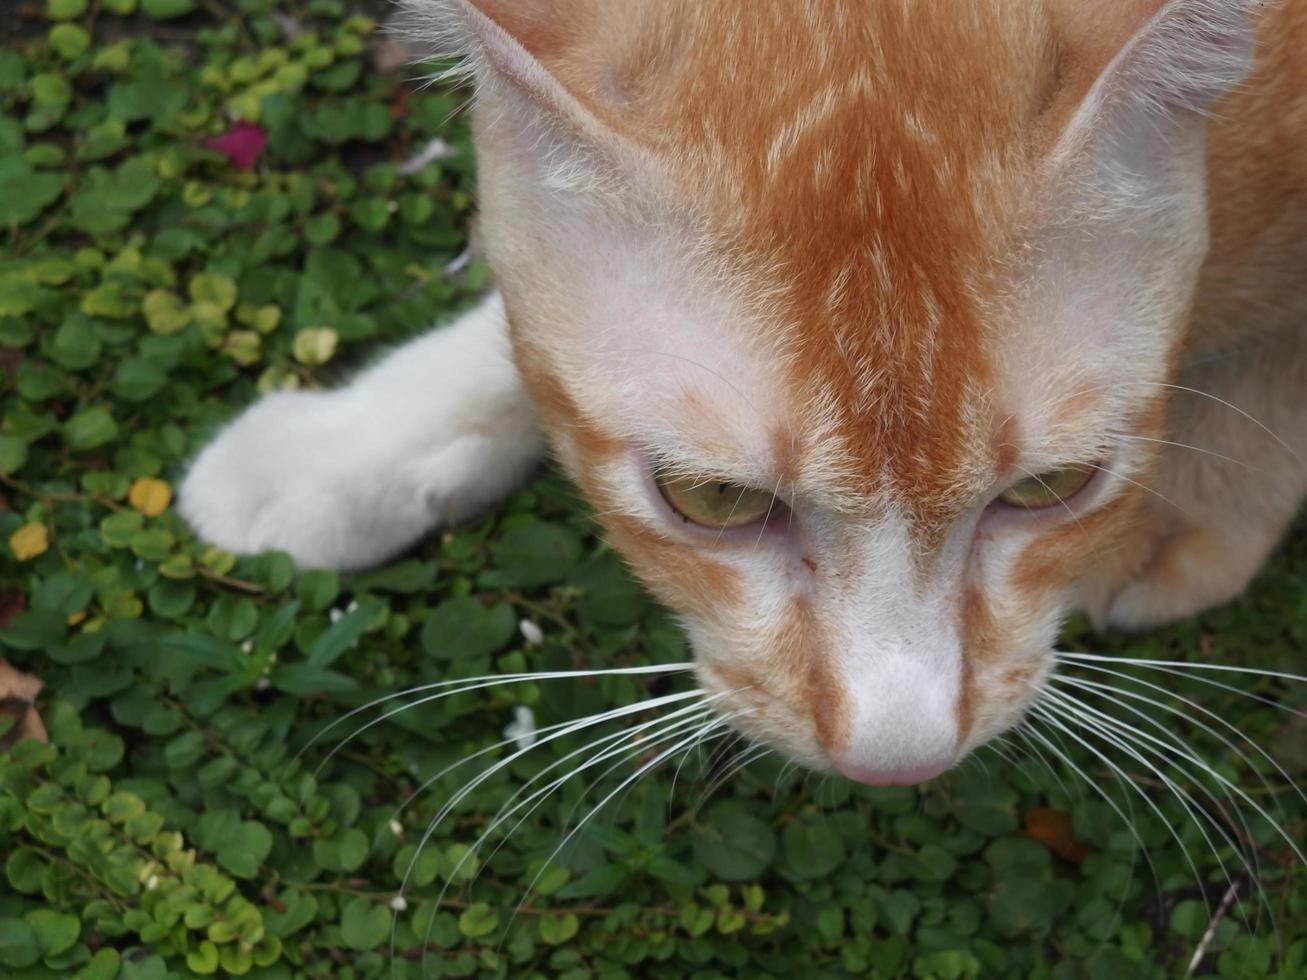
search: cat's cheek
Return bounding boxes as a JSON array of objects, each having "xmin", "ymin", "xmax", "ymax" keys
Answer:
[
  {"xmin": 957, "ymin": 486, "xmax": 1146, "ymax": 750},
  {"xmin": 956, "ymin": 581, "xmax": 1057, "ymax": 752},
  {"xmin": 596, "ymin": 511, "xmax": 751, "ymax": 618},
  {"xmin": 1008, "ymin": 488, "xmax": 1144, "ymax": 606},
  {"xmin": 686, "ymin": 603, "xmax": 838, "ymax": 774}
]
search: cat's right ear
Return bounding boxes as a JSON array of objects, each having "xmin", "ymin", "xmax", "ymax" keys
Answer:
[{"xmin": 402, "ymin": 0, "xmax": 649, "ymax": 162}]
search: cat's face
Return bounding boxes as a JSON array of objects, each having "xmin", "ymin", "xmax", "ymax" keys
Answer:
[{"xmin": 424, "ymin": 0, "xmax": 1253, "ymax": 783}]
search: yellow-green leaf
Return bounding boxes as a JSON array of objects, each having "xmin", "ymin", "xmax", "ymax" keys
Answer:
[
  {"xmin": 292, "ymin": 327, "xmax": 338, "ymax": 366},
  {"xmin": 142, "ymin": 289, "xmax": 192, "ymax": 335},
  {"xmin": 188, "ymin": 272, "xmax": 238, "ymax": 313}
]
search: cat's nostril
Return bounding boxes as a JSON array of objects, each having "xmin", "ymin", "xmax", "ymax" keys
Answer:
[{"xmin": 835, "ymin": 759, "xmax": 953, "ymax": 787}]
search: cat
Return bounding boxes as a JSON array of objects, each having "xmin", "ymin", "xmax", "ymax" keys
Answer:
[{"xmin": 180, "ymin": 0, "xmax": 1307, "ymax": 789}]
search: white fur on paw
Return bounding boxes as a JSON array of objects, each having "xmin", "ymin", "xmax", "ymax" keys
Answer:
[
  {"xmin": 179, "ymin": 389, "xmax": 541, "ymax": 570},
  {"xmin": 179, "ymin": 305, "xmax": 544, "ymax": 571}
]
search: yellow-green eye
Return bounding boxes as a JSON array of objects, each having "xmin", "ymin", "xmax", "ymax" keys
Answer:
[
  {"xmin": 655, "ymin": 472, "xmax": 777, "ymax": 530},
  {"xmin": 998, "ymin": 464, "xmax": 1097, "ymax": 510}
]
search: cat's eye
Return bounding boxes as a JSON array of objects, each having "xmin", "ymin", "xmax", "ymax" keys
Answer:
[
  {"xmin": 997, "ymin": 464, "xmax": 1097, "ymax": 510},
  {"xmin": 655, "ymin": 472, "xmax": 778, "ymax": 530}
]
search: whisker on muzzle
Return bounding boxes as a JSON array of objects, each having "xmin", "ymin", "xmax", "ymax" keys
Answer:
[
  {"xmin": 302, "ymin": 662, "xmax": 697, "ymax": 775},
  {"xmin": 1040, "ymin": 688, "xmax": 1275, "ymax": 946},
  {"xmin": 1033, "ymin": 650, "xmax": 1307, "ymax": 963},
  {"xmin": 386, "ymin": 688, "xmax": 743, "ymax": 965}
]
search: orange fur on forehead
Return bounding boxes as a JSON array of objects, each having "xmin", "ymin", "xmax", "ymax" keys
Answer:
[{"xmin": 636, "ymin": 1, "xmax": 1069, "ymax": 521}]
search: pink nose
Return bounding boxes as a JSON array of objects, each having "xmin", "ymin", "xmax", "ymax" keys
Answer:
[{"xmin": 835, "ymin": 759, "xmax": 952, "ymax": 787}]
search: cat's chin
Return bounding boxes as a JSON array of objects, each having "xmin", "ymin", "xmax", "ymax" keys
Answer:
[{"xmin": 834, "ymin": 759, "xmax": 954, "ymax": 788}]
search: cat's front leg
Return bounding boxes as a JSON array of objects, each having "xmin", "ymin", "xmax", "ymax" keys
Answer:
[
  {"xmin": 1085, "ymin": 331, "xmax": 1307, "ymax": 632},
  {"xmin": 178, "ymin": 292, "xmax": 545, "ymax": 570}
]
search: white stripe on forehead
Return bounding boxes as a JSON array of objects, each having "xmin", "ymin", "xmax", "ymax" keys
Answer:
[{"xmin": 517, "ymin": 212, "xmax": 830, "ymax": 485}]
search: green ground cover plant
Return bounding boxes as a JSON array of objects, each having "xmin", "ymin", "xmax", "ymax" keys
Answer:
[{"xmin": 0, "ymin": 2, "xmax": 1304, "ymax": 978}]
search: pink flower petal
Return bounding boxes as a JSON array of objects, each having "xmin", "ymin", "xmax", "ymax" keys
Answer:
[{"xmin": 205, "ymin": 122, "xmax": 268, "ymax": 171}]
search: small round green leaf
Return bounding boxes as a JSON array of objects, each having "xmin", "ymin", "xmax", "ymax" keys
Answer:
[{"xmin": 339, "ymin": 897, "xmax": 390, "ymax": 950}]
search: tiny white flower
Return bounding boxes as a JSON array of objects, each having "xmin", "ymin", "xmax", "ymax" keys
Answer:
[
  {"xmin": 327, "ymin": 600, "xmax": 358, "ymax": 625},
  {"xmin": 389, "ymin": 895, "xmax": 408, "ymax": 912},
  {"xmin": 146, "ymin": 875, "xmax": 159, "ymax": 891},
  {"xmin": 241, "ymin": 639, "xmax": 253, "ymax": 653},
  {"xmin": 255, "ymin": 677, "xmax": 271, "ymax": 692},
  {"xmin": 503, "ymin": 706, "xmax": 537, "ymax": 751},
  {"xmin": 518, "ymin": 619, "xmax": 544, "ymax": 647},
  {"xmin": 389, "ymin": 819, "xmax": 404, "ymax": 839}
]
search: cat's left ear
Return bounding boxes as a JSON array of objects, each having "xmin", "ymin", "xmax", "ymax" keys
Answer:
[{"xmin": 1052, "ymin": 0, "xmax": 1258, "ymax": 184}]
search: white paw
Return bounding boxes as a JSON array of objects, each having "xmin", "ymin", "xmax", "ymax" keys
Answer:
[
  {"xmin": 179, "ymin": 388, "xmax": 541, "ymax": 570},
  {"xmin": 179, "ymin": 297, "xmax": 544, "ymax": 570}
]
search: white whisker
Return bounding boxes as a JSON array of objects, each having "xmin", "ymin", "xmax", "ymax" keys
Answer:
[
  {"xmin": 402, "ymin": 694, "xmax": 727, "ymax": 960},
  {"xmin": 1054, "ymin": 668, "xmax": 1307, "ymax": 810},
  {"xmin": 1084, "ymin": 462, "xmax": 1192, "ymax": 519},
  {"xmin": 501, "ymin": 716, "xmax": 740, "ymax": 937},
  {"xmin": 754, "ymin": 474, "xmax": 786, "ymax": 551},
  {"xmin": 1046, "ymin": 688, "xmax": 1304, "ymax": 868},
  {"xmin": 1021, "ymin": 717, "xmax": 1163, "ymax": 893},
  {"xmin": 1117, "ymin": 433, "xmax": 1266, "ymax": 474},
  {"xmin": 304, "ymin": 662, "xmax": 693, "ymax": 768},
  {"xmin": 397, "ymin": 688, "xmax": 706, "ymax": 888},
  {"xmin": 1152, "ymin": 382, "xmax": 1304, "ymax": 468},
  {"xmin": 669, "ymin": 707, "xmax": 737, "ymax": 812},
  {"xmin": 1060, "ymin": 654, "xmax": 1307, "ymax": 725},
  {"xmin": 1014, "ymin": 463, "xmax": 1086, "ymax": 533},
  {"xmin": 1053, "ymin": 672, "xmax": 1294, "ymax": 946},
  {"xmin": 1060, "ymin": 652, "xmax": 1307, "ymax": 688},
  {"xmin": 702, "ymin": 740, "xmax": 772, "ymax": 803},
  {"xmin": 466, "ymin": 707, "xmax": 735, "ymax": 914},
  {"xmin": 555, "ymin": 709, "xmax": 742, "ymax": 845},
  {"xmin": 1032, "ymin": 702, "xmax": 1215, "ymax": 905},
  {"xmin": 1011, "ymin": 723, "xmax": 1079, "ymax": 801},
  {"xmin": 1061, "ymin": 655, "xmax": 1307, "ymax": 700},
  {"xmin": 1039, "ymin": 692, "xmax": 1260, "ymax": 934}
]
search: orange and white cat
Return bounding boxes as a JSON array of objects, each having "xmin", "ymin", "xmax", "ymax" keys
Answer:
[{"xmin": 181, "ymin": 0, "xmax": 1307, "ymax": 787}]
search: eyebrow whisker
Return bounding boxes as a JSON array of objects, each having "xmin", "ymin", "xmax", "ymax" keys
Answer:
[{"xmin": 754, "ymin": 474, "xmax": 786, "ymax": 550}]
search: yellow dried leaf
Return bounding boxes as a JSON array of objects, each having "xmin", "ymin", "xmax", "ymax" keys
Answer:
[
  {"xmin": 10, "ymin": 523, "xmax": 49, "ymax": 561},
  {"xmin": 129, "ymin": 477, "xmax": 173, "ymax": 517}
]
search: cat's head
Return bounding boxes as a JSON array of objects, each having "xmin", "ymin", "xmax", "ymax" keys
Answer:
[{"xmin": 410, "ymin": 0, "xmax": 1256, "ymax": 783}]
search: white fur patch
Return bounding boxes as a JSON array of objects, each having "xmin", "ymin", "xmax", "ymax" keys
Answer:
[{"xmin": 179, "ymin": 293, "xmax": 543, "ymax": 570}]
